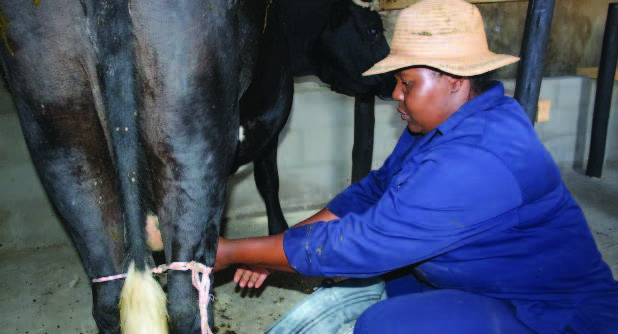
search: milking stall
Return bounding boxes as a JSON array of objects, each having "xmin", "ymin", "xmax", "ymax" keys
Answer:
[{"xmin": 1, "ymin": 0, "xmax": 618, "ymax": 333}]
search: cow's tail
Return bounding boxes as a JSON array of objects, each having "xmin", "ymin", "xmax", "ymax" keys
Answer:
[
  {"xmin": 91, "ymin": 0, "xmax": 169, "ymax": 331},
  {"xmin": 119, "ymin": 262, "xmax": 168, "ymax": 334}
]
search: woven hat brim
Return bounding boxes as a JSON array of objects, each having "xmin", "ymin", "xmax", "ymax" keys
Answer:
[{"xmin": 363, "ymin": 52, "xmax": 519, "ymax": 77}]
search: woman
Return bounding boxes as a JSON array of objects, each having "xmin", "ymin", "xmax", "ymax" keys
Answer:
[{"xmin": 213, "ymin": 0, "xmax": 618, "ymax": 332}]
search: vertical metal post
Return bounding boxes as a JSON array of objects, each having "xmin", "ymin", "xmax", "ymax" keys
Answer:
[
  {"xmin": 514, "ymin": 0, "xmax": 556, "ymax": 123},
  {"xmin": 352, "ymin": 95, "xmax": 375, "ymax": 183},
  {"xmin": 586, "ymin": 3, "xmax": 618, "ymax": 178}
]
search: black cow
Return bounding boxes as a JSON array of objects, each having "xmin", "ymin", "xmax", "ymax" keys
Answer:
[
  {"xmin": 0, "ymin": 0, "xmax": 392, "ymax": 333},
  {"xmin": 236, "ymin": 0, "xmax": 394, "ymax": 236}
]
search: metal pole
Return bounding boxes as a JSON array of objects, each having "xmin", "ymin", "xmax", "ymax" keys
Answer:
[
  {"xmin": 513, "ymin": 0, "xmax": 556, "ymax": 124},
  {"xmin": 586, "ymin": 3, "xmax": 618, "ymax": 178},
  {"xmin": 352, "ymin": 95, "xmax": 375, "ymax": 183}
]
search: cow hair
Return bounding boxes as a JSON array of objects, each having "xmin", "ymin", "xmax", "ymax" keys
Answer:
[
  {"xmin": 331, "ymin": 0, "xmax": 377, "ymax": 30},
  {"xmin": 119, "ymin": 262, "xmax": 168, "ymax": 334},
  {"xmin": 352, "ymin": 0, "xmax": 380, "ymax": 11}
]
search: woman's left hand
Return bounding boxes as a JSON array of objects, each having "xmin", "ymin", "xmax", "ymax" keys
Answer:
[{"xmin": 234, "ymin": 265, "xmax": 271, "ymax": 289}]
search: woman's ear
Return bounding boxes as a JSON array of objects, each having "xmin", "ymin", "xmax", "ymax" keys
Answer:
[{"xmin": 447, "ymin": 75, "xmax": 465, "ymax": 94}]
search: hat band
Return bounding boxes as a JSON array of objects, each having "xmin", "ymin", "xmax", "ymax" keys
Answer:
[{"xmin": 391, "ymin": 32, "xmax": 489, "ymax": 59}]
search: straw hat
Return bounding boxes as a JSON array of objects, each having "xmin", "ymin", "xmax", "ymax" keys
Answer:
[{"xmin": 363, "ymin": 0, "xmax": 519, "ymax": 76}]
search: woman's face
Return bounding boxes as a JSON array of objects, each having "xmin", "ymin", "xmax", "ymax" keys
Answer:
[{"xmin": 392, "ymin": 67, "xmax": 460, "ymax": 134}]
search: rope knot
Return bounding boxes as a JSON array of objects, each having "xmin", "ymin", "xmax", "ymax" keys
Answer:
[
  {"xmin": 166, "ymin": 261, "xmax": 213, "ymax": 334},
  {"xmin": 93, "ymin": 261, "xmax": 214, "ymax": 334}
]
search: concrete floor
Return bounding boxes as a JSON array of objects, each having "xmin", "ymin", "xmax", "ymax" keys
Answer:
[
  {"xmin": 1, "ymin": 86, "xmax": 617, "ymax": 333},
  {"xmin": 0, "ymin": 210, "xmax": 323, "ymax": 334},
  {"xmin": 2, "ymin": 166, "xmax": 618, "ymax": 334}
]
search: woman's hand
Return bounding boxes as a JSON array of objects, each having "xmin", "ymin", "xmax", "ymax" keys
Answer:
[
  {"xmin": 214, "ymin": 233, "xmax": 294, "ymax": 283},
  {"xmin": 234, "ymin": 265, "xmax": 271, "ymax": 289}
]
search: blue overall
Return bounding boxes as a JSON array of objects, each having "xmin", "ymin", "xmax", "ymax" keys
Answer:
[{"xmin": 282, "ymin": 82, "xmax": 618, "ymax": 333}]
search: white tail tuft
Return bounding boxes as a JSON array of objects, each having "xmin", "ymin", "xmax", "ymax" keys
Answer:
[{"xmin": 119, "ymin": 262, "xmax": 168, "ymax": 334}]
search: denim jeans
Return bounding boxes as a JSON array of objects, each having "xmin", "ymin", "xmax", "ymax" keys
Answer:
[{"xmin": 266, "ymin": 277, "xmax": 386, "ymax": 334}]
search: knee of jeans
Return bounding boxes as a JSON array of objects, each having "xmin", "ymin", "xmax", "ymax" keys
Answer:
[{"xmin": 353, "ymin": 302, "xmax": 382, "ymax": 334}]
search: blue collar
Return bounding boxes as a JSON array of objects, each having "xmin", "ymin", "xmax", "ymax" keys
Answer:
[{"xmin": 434, "ymin": 81, "xmax": 506, "ymax": 135}]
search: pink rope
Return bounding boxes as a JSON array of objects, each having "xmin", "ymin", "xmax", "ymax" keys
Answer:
[
  {"xmin": 92, "ymin": 261, "xmax": 213, "ymax": 334},
  {"xmin": 163, "ymin": 262, "xmax": 213, "ymax": 334},
  {"xmin": 92, "ymin": 272, "xmax": 128, "ymax": 282}
]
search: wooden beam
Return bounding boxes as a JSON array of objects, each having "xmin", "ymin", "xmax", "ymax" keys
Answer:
[
  {"xmin": 577, "ymin": 67, "xmax": 618, "ymax": 80},
  {"xmin": 379, "ymin": 0, "xmax": 528, "ymax": 11},
  {"xmin": 536, "ymin": 99, "xmax": 551, "ymax": 123}
]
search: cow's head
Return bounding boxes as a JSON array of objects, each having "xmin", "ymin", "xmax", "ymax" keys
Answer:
[{"xmin": 315, "ymin": 0, "xmax": 395, "ymax": 99}]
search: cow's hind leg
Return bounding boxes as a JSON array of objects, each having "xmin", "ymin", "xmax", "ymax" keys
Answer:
[
  {"xmin": 254, "ymin": 140, "xmax": 289, "ymax": 235},
  {"xmin": 236, "ymin": 0, "xmax": 293, "ymax": 236},
  {"xmin": 5, "ymin": 66, "xmax": 127, "ymax": 333},
  {"xmin": 0, "ymin": 2, "xmax": 131, "ymax": 330},
  {"xmin": 145, "ymin": 105, "xmax": 234, "ymax": 333},
  {"xmin": 131, "ymin": 0, "xmax": 248, "ymax": 331}
]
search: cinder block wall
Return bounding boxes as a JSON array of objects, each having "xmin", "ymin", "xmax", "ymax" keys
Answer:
[
  {"xmin": 0, "ymin": 76, "xmax": 616, "ymax": 252},
  {"xmin": 532, "ymin": 77, "xmax": 618, "ymax": 168},
  {"xmin": 225, "ymin": 78, "xmax": 401, "ymax": 219}
]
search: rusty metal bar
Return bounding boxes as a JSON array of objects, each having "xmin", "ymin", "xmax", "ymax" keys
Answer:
[{"xmin": 513, "ymin": 0, "xmax": 556, "ymax": 124}]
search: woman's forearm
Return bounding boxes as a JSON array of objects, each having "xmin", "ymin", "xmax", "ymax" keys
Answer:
[
  {"xmin": 215, "ymin": 208, "xmax": 340, "ymax": 273},
  {"xmin": 293, "ymin": 207, "xmax": 339, "ymax": 227},
  {"xmin": 217, "ymin": 234, "xmax": 295, "ymax": 272}
]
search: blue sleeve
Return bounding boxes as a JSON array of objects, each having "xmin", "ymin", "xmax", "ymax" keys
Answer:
[
  {"xmin": 327, "ymin": 130, "xmax": 414, "ymax": 217},
  {"xmin": 326, "ymin": 167, "xmax": 388, "ymax": 217},
  {"xmin": 284, "ymin": 146, "xmax": 524, "ymax": 277}
]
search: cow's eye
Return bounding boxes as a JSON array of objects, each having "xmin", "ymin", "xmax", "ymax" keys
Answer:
[{"xmin": 367, "ymin": 28, "xmax": 379, "ymax": 36}]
